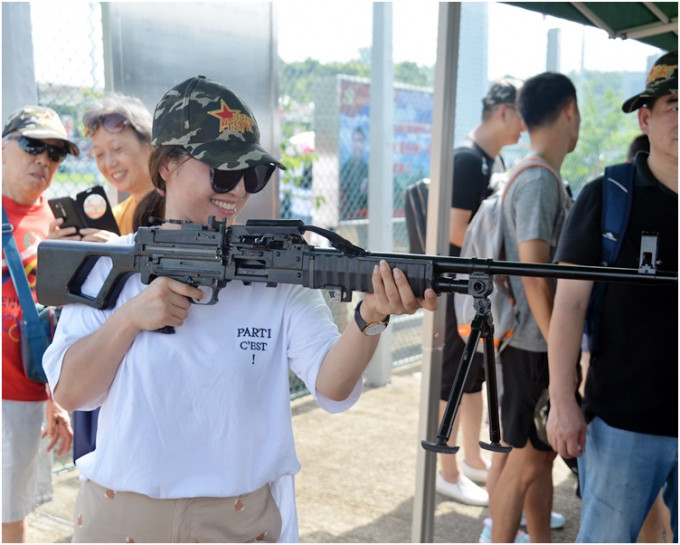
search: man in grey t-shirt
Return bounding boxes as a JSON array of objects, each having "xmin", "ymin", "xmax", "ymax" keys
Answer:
[
  {"xmin": 490, "ymin": 73, "xmax": 579, "ymax": 543},
  {"xmin": 503, "ymin": 166, "xmax": 571, "ymax": 351}
]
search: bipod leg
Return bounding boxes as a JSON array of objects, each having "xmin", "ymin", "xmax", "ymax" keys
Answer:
[
  {"xmin": 479, "ymin": 320, "xmax": 511, "ymax": 454},
  {"xmin": 421, "ymin": 314, "xmax": 483, "ymax": 454}
]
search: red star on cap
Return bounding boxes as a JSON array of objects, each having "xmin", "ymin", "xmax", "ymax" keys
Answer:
[{"xmin": 208, "ymin": 100, "xmax": 239, "ymax": 132}]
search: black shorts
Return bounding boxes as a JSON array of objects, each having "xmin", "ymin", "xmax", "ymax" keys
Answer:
[
  {"xmin": 499, "ymin": 345, "xmax": 553, "ymax": 452},
  {"xmin": 440, "ymin": 294, "xmax": 486, "ymax": 401}
]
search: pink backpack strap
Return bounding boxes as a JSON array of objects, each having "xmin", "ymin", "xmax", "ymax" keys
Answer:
[{"xmin": 501, "ymin": 155, "xmax": 562, "ymax": 205}]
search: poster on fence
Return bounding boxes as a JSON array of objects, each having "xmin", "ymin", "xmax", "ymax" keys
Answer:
[{"xmin": 337, "ymin": 76, "xmax": 433, "ymax": 221}]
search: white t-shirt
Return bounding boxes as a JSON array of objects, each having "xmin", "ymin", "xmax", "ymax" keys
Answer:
[{"xmin": 43, "ymin": 234, "xmax": 361, "ymax": 541}]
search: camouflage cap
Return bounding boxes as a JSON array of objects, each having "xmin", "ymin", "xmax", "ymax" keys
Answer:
[
  {"xmin": 622, "ymin": 51, "xmax": 678, "ymax": 113},
  {"xmin": 2, "ymin": 105, "xmax": 80, "ymax": 156},
  {"xmin": 483, "ymin": 77, "xmax": 523, "ymax": 108},
  {"xmin": 151, "ymin": 75, "xmax": 285, "ymax": 171}
]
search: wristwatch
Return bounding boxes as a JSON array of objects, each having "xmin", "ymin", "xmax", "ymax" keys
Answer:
[{"xmin": 354, "ymin": 300, "xmax": 390, "ymax": 336}]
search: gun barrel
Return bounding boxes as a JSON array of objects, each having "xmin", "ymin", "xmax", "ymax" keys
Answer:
[{"xmin": 365, "ymin": 252, "xmax": 677, "ymax": 287}]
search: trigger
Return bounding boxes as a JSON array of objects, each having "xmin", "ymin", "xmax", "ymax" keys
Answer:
[{"xmin": 192, "ymin": 287, "xmax": 219, "ymax": 305}]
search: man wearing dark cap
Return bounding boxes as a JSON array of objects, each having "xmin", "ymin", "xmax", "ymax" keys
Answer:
[
  {"xmin": 434, "ymin": 78, "xmax": 524, "ymax": 507},
  {"xmin": 547, "ymin": 51, "xmax": 678, "ymax": 542},
  {"xmin": 2, "ymin": 106, "xmax": 77, "ymax": 542}
]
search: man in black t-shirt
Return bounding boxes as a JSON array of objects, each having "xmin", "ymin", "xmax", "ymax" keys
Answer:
[
  {"xmin": 435, "ymin": 78, "xmax": 524, "ymax": 506},
  {"xmin": 546, "ymin": 51, "xmax": 678, "ymax": 542}
]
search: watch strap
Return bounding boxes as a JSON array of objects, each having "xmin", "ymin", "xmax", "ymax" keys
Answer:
[{"xmin": 354, "ymin": 300, "xmax": 390, "ymax": 335}]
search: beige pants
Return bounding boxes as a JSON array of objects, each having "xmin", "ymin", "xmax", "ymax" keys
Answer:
[{"xmin": 72, "ymin": 479, "xmax": 281, "ymax": 543}]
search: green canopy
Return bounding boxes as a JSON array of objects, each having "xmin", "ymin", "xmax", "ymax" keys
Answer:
[{"xmin": 508, "ymin": 2, "xmax": 678, "ymax": 51}]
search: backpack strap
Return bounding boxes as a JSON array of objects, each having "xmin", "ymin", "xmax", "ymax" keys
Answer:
[
  {"xmin": 497, "ymin": 157, "xmax": 563, "ymax": 330},
  {"xmin": 600, "ymin": 163, "xmax": 635, "ymax": 265},
  {"xmin": 500, "ymin": 155, "xmax": 563, "ymax": 255},
  {"xmin": 1, "ymin": 206, "xmax": 49, "ymax": 364},
  {"xmin": 587, "ymin": 162, "xmax": 635, "ymax": 353},
  {"xmin": 501, "ymin": 155, "xmax": 562, "ymax": 206}
]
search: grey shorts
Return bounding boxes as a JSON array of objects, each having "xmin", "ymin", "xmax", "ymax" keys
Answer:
[
  {"xmin": 2, "ymin": 400, "xmax": 51, "ymax": 523},
  {"xmin": 73, "ymin": 479, "xmax": 282, "ymax": 542}
]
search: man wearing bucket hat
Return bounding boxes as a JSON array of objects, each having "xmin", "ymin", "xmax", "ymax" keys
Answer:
[
  {"xmin": 547, "ymin": 51, "xmax": 677, "ymax": 542},
  {"xmin": 2, "ymin": 106, "xmax": 77, "ymax": 542},
  {"xmin": 42, "ymin": 76, "xmax": 438, "ymax": 542}
]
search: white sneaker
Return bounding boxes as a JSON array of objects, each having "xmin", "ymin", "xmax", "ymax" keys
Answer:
[
  {"xmin": 461, "ymin": 460, "xmax": 490, "ymax": 484},
  {"xmin": 436, "ymin": 473, "xmax": 489, "ymax": 506}
]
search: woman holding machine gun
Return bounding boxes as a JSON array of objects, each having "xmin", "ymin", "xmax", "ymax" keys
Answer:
[{"xmin": 42, "ymin": 76, "xmax": 438, "ymax": 542}]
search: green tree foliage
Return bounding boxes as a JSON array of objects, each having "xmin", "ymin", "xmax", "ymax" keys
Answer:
[
  {"xmin": 394, "ymin": 61, "xmax": 434, "ymax": 87},
  {"xmin": 562, "ymin": 71, "xmax": 641, "ymax": 195},
  {"xmin": 279, "ymin": 56, "xmax": 433, "ymax": 105}
]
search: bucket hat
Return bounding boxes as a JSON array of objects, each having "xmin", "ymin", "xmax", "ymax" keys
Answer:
[{"xmin": 622, "ymin": 51, "xmax": 678, "ymax": 113}]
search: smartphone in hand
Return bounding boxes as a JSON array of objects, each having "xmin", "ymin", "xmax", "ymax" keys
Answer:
[{"xmin": 49, "ymin": 186, "xmax": 120, "ymax": 235}]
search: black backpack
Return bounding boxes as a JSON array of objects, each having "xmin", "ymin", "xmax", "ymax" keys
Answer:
[{"xmin": 403, "ymin": 178, "xmax": 429, "ymax": 254}]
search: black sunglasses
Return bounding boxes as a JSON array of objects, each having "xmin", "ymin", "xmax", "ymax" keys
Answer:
[
  {"xmin": 85, "ymin": 113, "xmax": 129, "ymax": 136},
  {"xmin": 210, "ymin": 164, "xmax": 276, "ymax": 194},
  {"xmin": 6, "ymin": 135, "xmax": 68, "ymax": 163}
]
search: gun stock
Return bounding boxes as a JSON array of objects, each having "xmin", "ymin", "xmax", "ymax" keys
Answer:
[{"xmin": 37, "ymin": 241, "xmax": 137, "ymax": 309}]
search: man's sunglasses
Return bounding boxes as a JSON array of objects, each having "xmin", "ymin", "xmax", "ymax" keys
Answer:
[
  {"xmin": 6, "ymin": 135, "xmax": 68, "ymax": 163},
  {"xmin": 85, "ymin": 113, "xmax": 129, "ymax": 136},
  {"xmin": 210, "ymin": 164, "xmax": 277, "ymax": 194}
]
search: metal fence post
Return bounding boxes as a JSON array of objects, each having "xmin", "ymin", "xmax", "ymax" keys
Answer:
[
  {"xmin": 365, "ymin": 2, "xmax": 394, "ymax": 387},
  {"xmin": 412, "ymin": 3, "xmax": 460, "ymax": 542}
]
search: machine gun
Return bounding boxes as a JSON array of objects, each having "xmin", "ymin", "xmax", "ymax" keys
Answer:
[
  {"xmin": 36, "ymin": 217, "xmax": 677, "ymax": 453},
  {"xmin": 36, "ymin": 217, "xmax": 676, "ymax": 308}
]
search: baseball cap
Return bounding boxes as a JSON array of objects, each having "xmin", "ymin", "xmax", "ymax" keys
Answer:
[
  {"xmin": 622, "ymin": 51, "xmax": 678, "ymax": 113},
  {"xmin": 151, "ymin": 75, "xmax": 284, "ymax": 171},
  {"xmin": 483, "ymin": 77, "xmax": 523, "ymax": 108},
  {"xmin": 2, "ymin": 105, "xmax": 80, "ymax": 156}
]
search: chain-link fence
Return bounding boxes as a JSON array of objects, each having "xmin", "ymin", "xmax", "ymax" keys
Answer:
[
  {"xmin": 18, "ymin": 1, "xmax": 663, "ymax": 467},
  {"xmin": 29, "ymin": 2, "xmax": 107, "ymax": 200}
]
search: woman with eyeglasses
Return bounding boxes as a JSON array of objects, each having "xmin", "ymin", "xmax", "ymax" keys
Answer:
[
  {"xmin": 50, "ymin": 94, "xmax": 155, "ymax": 241},
  {"xmin": 50, "ymin": 95, "xmax": 156, "ymax": 463},
  {"xmin": 42, "ymin": 76, "xmax": 438, "ymax": 542}
]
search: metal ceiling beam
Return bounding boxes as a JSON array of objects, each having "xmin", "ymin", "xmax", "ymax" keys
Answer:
[
  {"xmin": 572, "ymin": 1, "xmax": 678, "ymax": 41},
  {"xmin": 572, "ymin": 2, "xmax": 616, "ymax": 36},
  {"xmin": 643, "ymin": 2, "xmax": 674, "ymax": 25},
  {"xmin": 619, "ymin": 18, "xmax": 678, "ymax": 40}
]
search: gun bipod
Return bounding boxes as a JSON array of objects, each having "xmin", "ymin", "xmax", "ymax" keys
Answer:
[{"xmin": 421, "ymin": 273, "xmax": 512, "ymax": 455}]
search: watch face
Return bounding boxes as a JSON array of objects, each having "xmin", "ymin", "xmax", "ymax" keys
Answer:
[{"xmin": 364, "ymin": 322, "xmax": 387, "ymax": 336}]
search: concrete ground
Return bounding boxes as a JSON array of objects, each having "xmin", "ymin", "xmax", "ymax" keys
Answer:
[{"xmin": 27, "ymin": 362, "xmax": 582, "ymax": 543}]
